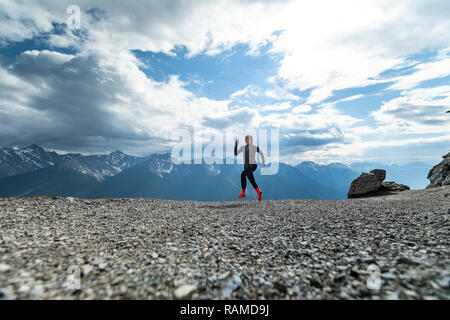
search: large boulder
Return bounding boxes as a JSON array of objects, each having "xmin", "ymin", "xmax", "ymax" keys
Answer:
[
  {"xmin": 347, "ymin": 169, "xmax": 410, "ymax": 198},
  {"xmin": 427, "ymin": 152, "xmax": 450, "ymax": 189},
  {"xmin": 347, "ymin": 172, "xmax": 382, "ymax": 198}
]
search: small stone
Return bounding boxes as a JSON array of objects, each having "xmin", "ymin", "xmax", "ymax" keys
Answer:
[
  {"xmin": 298, "ymin": 249, "xmax": 315, "ymax": 257},
  {"xmin": 403, "ymin": 289, "xmax": 419, "ymax": 298},
  {"xmin": 436, "ymin": 276, "xmax": 450, "ymax": 289},
  {"xmin": 263, "ymin": 288, "xmax": 279, "ymax": 298},
  {"xmin": 81, "ymin": 264, "xmax": 93, "ymax": 276},
  {"xmin": 310, "ymin": 279, "xmax": 322, "ymax": 289},
  {"xmin": 119, "ymin": 285, "xmax": 128, "ymax": 294},
  {"xmin": 381, "ymin": 273, "xmax": 396, "ymax": 280},
  {"xmin": 30, "ymin": 285, "xmax": 44, "ymax": 297},
  {"xmin": 333, "ymin": 274, "xmax": 347, "ymax": 283},
  {"xmin": 273, "ymin": 281, "xmax": 288, "ymax": 294},
  {"xmin": 112, "ymin": 276, "xmax": 124, "ymax": 285},
  {"xmin": 18, "ymin": 284, "xmax": 30, "ymax": 293},
  {"xmin": 0, "ymin": 264, "xmax": 11, "ymax": 272},
  {"xmin": 396, "ymin": 256, "xmax": 421, "ymax": 266},
  {"xmin": 362, "ymin": 256, "xmax": 376, "ymax": 264},
  {"xmin": 350, "ymin": 270, "xmax": 359, "ymax": 278},
  {"xmin": 174, "ymin": 284, "xmax": 197, "ymax": 299},
  {"xmin": 386, "ymin": 291, "xmax": 400, "ymax": 300}
]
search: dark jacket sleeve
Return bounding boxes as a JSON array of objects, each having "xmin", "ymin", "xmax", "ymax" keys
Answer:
[
  {"xmin": 234, "ymin": 142, "xmax": 243, "ymax": 156},
  {"xmin": 257, "ymin": 146, "xmax": 265, "ymax": 164}
]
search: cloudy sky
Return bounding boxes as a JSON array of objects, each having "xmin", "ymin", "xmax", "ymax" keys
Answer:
[{"xmin": 0, "ymin": 0, "xmax": 449, "ymax": 165}]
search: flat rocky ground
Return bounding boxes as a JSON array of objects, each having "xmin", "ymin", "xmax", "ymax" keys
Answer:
[{"xmin": 0, "ymin": 186, "xmax": 449, "ymax": 300}]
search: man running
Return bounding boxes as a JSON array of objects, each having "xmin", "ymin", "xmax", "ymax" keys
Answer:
[{"xmin": 234, "ymin": 134, "xmax": 265, "ymax": 201}]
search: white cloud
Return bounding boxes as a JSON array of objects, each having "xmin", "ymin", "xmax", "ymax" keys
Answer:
[
  {"xmin": 289, "ymin": 134, "xmax": 450, "ymax": 165},
  {"xmin": 292, "ymin": 104, "xmax": 312, "ymax": 113},
  {"xmin": 230, "ymin": 85, "xmax": 252, "ymax": 98},
  {"xmin": 0, "ymin": 0, "xmax": 56, "ymax": 44},
  {"xmin": 256, "ymin": 102, "xmax": 362, "ymax": 133},
  {"xmin": 336, "ymin": 94, "xmax": 365, "ymax": 103},
  {"xmin": 269, "ymin": 1, "xmax": 450, "ymax": 103},
  {"xmin": 371, "ymin": 85, "xmax": 450, "ymax": 134},
  {"xmin": 260, "ymin": 101, "xmax": 292, "ymax": 111},
  {"xmin": 264, "ymin": 85, "xmax": 301, "ymax": 101},
  {"xmin": 388, "ymin": 47, "xmax": 450, "ymax": 90},
  {"xmin": 47, "ymin": 30, "xmax": 82, "ymax": 49}
]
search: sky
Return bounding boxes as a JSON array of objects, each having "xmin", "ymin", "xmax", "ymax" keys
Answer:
[{"xmin": 0, "ymin": 0, "xmax": 449, "ymax": 166}]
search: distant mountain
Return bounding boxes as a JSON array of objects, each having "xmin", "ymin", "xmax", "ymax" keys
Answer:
[
  {"xmin": 95, "ymin": 155, "xmax": 343, "ymax": 200},
  {"xmin": 0, "ymin": 144, "xmax": 146, "ymax": 181},
  {"xmin": 0, "ymin": 144, "xmax": 60, "ymax": 178},
  {"xmin": 0, "ymin": 162, "xmax": 101, "ymax": 198},
  {"xmin": 57, "ymin": 150, "xmax": 146, "ymax": 181},
  {"xmin": 295, "ymin": 161, "xmax": 360, "ymax": 198},
  {"xmin": 0, "ymin": 144, "xmax": 435, "ymax": 199},
  {"xmin": 0, "ymin": 148, "xmax": 344, "ymax": 200}
]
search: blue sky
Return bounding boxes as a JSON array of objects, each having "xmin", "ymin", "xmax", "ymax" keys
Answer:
[
  {"xmin": 0, "ymin": 0, "xmax": 449, "ymax": 167},
  {"xmin": 133, "ymin": 43, "xmax": 283, "ymax": 101}
]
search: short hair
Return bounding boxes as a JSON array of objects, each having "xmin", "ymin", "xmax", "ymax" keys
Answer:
[{"xmin": 245, "ymin": 134, "xmax": 253, "ymax": 144}]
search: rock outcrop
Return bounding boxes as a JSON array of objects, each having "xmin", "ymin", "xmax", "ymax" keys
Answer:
[
  {"xmin": 348, "ymin": 169, "xmax": 410, "ymax": 198},
  {"xmin": 382, "ymin": 181, "xmax": 410, "ymax": 192},
  {"xmin": 347, "ymin": 171, "xmax": 382, "ymax": 198},
  {"xmin": 427, "ymin": 151, "xmax": 450, "ymax": 189}
]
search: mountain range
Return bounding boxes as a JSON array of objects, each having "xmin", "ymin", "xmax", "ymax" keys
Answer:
[{"xmin": 0, "ymin": 144, "xmax": 433, "ymax": 200}]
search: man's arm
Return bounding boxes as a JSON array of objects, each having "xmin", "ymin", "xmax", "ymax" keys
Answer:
[
  {"xmin": 234, "ymin": 141, "xmax": 243, "ymax": 156},
  {"xmin": 257, "ymin": 146, "xmax": 265, "ymax": 165}
]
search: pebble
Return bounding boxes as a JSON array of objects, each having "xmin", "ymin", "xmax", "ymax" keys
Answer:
[
  {"xmin": 381, "ymin": 273, "xmax": 396, "ymax": 280},
  {"xmin": 0, "ymin": 264, "xmax": 11, "ymax": 272},
  {"xmin": 174, "ymin": 284, "xmax": 197, "ymax": 299},
  {"xmin": 436, "ymin": 276, "xmax": 450, "ymax": 289},
  {"xmin": 81, "ymin": 264, "xmax": 94, "ymax": 276}
]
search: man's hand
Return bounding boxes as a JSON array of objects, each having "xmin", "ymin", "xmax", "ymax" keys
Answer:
[
  {"xmin": 235, "ymin": 138, "xmax": 239, "ymax": 145},
  {"xmin": 263, "ymin": 163, "xmax": 266, "ymax": 166}
]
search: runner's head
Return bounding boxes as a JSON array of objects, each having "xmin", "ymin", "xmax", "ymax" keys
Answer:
[{"xmin": 245, "ymin": 134, "xmax": 253, "ymax": 145}]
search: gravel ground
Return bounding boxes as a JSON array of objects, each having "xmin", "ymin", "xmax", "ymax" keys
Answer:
[{"xmin": 0, "ymin": 186, "xmax": 449, "ymax": 300}]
